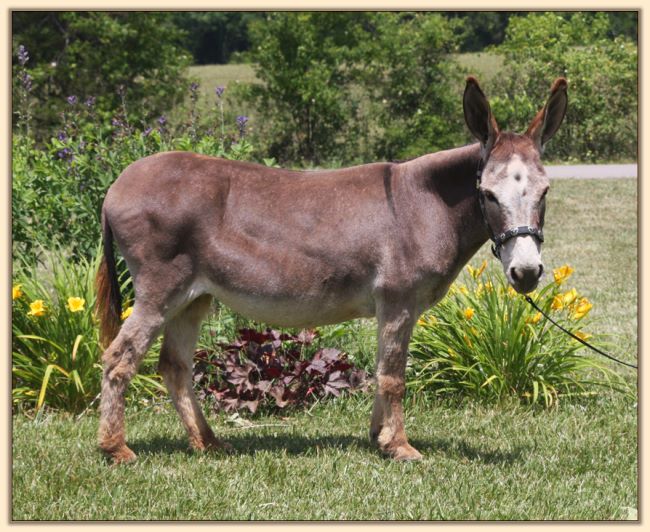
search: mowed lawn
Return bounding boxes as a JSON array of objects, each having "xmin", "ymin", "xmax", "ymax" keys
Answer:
[{"xmin": 12, "ymin": 178, "xmax": 638, "ymax": 521}]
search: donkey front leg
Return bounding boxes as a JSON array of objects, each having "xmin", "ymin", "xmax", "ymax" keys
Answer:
[{"xmin": 370, "ymin": 297, "xmax": 422, "ymax": 461}]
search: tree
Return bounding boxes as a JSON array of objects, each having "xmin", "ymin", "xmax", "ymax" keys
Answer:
[
  {"xmin": 243, "ymin": 12, "xmax": 463, "ymax": 165},
  {"xmin": 171, "ymin": 12, "xmax": 261, "ymax": 64},
  {"xmin": 359, "ymin": 12, "xmax": 464, "ymax": 160},
  {"xmin": 243, "ymin": 12, "xmax": 371, "ymax": 164},
  {"xmin": 490, "ymin": 12, "xmax": 637, "ymax": 162},
  {"xmin": 12, "ymin": 12, "xmax": 190, "ymax": 137}
]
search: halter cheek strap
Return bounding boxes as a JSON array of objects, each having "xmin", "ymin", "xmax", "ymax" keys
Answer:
[{"xmin": 476, "ymin": 162, "xmax": 545, "ymax": 260}]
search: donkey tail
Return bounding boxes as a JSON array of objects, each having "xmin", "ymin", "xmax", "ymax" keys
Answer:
[{"xmin": 95, "ymin": 212, "xmax": 123, "ymax": 349}]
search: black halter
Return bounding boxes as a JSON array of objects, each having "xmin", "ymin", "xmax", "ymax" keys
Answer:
[{"xmin": 476, "ymin": 159, "xmax": 545, "ymax": 260}]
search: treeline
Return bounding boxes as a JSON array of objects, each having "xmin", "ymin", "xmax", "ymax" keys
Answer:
[{"xmin": 12, "ymin": 11, "xmax": 637, "ymax": 164}]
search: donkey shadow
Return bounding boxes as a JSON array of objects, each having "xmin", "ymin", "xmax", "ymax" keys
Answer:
[{"xmin": 129, "ymin": 431, "xmax": 527, "ymax": 466}]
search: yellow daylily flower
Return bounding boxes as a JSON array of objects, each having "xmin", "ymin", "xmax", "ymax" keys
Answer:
[
  {"xmin": 12, "ymin": 284, "xmax": 23, "ymax": 300},
  {"xmin": 553, "ymin": 264, "xmax": 574, "ymax": 285},
  {"xmin": 483, "ymin": 281, "xmax": 494, "ymax": 293},
  {"xmin": 572, "ymin": 298, "xmax": 593, "ymax": 320},
  {"xmin": 27, "ymin": 299, "xmax": 46, "ymax": 317},
  {"xmin": 551, "ymin": 295, "xmax": 564, "ymax": 310},
  {"xmin": 121, "ymin": 306, "xmax": 134, "ymax": 320},
  {"xmin": 463, "ymin": 307, "xmax": 475, "ymax": 320},
  {"xmin": 463, "ymin": 334, "xmax": 473, "ymax": 348},
  {"xmin": 525, "ymin": 312, "xmax": 543, "ymax": 324},
  {"xmin": 67, "ymin": 297, "xmax": 85, "ymax": 313},
  {"xmin": 562, "ymin": 288, "xmax": 579, "ymax": 306},
  {"xmin": 459, "ymin": 286, "xmax": 469, "ymax": 295},
  {"xmin": 574, "ymin": 330, "xmax": 592, "ymax": 342},
  {"xmin": 467, "ymin": 259, "xmax": 488, "ymax": 279}
]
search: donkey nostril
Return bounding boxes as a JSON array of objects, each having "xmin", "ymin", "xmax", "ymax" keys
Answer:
[
  {"xmin": 537, "ymin": 264, "xmax": 544, "ymax": 279},
  {"xmin": 510, "ymin": 267, "xmax": 521, "ymax": 282}
]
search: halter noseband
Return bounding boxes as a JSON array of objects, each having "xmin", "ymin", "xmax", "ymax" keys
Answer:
[{"xmin": 476, "ymin": 159, "xmax": 545, "ymax": 260}]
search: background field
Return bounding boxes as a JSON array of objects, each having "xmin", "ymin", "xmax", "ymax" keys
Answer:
[{"xmin": 12, "ymin": 177, "xmax": 638, "ymax": 521}]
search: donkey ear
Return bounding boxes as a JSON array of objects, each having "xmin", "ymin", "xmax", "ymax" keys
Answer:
[
  {"xmin": 526, "ymin": 77, "xmax": 568, "ymax": 151},
  {"xmin": 463, "ymin": 76, "xmax": 499, "ymax": 155}
]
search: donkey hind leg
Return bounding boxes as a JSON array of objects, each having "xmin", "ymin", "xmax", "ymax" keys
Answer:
[
  {"xmin": 158, "ymin": 294, "xmax": 230, "ymax": 453},
  {"xmin": 98, "ymin": 303, "xmax": 165, "ymax": 464},
  {"xmin": 370, "ymin": 298, "xmax": 423, "ymax": 461}
]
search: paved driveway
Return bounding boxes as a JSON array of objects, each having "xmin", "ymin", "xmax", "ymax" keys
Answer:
[{"xmin": 545, "ymin": 164, "xmax": 637, "ymax": 179}]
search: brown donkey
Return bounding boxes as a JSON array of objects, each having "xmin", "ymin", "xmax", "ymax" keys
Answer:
[{"xmin": 95, "ymin": 77, "xmax": 567, "ymax": 463}]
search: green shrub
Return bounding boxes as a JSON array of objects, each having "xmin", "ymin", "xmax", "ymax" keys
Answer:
[
  {"xmin": 408, "ymin": 261, "xmax": 627, "ymax": 407},
  {"xmin": 12, "ymin": 68, "xmax": 255, "ymax": 262},
  {"xmin": 11, "ymin": 246, "xmax": 163, "ymax": 413},
  {"xmin": 490, "ymin": 12, "xmax": 637, "ymax": 162},
  {"xmin": 12, "ymin": 13, "xmax": 190, "ymax": 139}
]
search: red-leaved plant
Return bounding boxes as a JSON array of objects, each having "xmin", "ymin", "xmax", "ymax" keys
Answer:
[{"xmin": 192, "ymin": 328, "xmax": 369, "ymax": 414}]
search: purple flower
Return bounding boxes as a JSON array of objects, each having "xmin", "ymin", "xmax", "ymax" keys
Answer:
[
  {"xmin": 17, "ymin": 45, "xmax": 29, "ymax": 67},
  {"xmin": 57, "ymin": 147, "xmax": 73, "ymax": 160},
  {"xmin": 111, "ymin": 117, "xmax": 124, "ymax": 128},
  {"xmin": 142, "ymin": 127, "xmax": 153, "ymax": 137},
  {"xmin": 57, "ymin": 131, "xmax": 67, "ymax": 142},
  {"xmin": 236, "ymin": 115, "xmax": 249, "ymax": 138},
  {"xmin": 67, "ymin": 95, "xmax": 78, "ymax": 106},
  {"xmin": 20, "ymin": 71, "xmax": 32, "ymax": 92},
  {"xmin": 157, "ymin": 115, "xmax": 167, "ymax": 127},
  {"xmin": 215, "ymin": 85, "xmax": 225, "ymax": 98},
  {"xmin": 85, "ymin": 96, "xmax": 96, "ymax": 108},
  {"xmin": 190, "ymin": 82, "xmax": 199, "ymax": 92}
]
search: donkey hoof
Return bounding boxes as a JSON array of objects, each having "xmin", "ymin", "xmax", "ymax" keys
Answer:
[
  {"xmin": 106, "ymin": 445, "xmax": 137, "ymax": 465},
  {"xmin": 380, "ymin": 442, "xmax": 423, "ymax": 461},
  {"xmin": 192, "ymin": 435, "xmax": 233, "ymax": 454},
  {"xmin": 206, "ymin": 440, "xmax": 234, "ymax": 454},
  {"xmin": 393, "ymin": 444, "xmax": 423, "ymax": 462}
]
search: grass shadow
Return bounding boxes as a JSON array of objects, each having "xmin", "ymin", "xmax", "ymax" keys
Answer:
[
  {"xmin": 412, "ymin": 436, "xmax": 527, "ymax": 465},
  {"xmin": 129, "ymin": 436, "xmax": 194, "ymax": 457},
  {"xmin": 127, "ymin": 430, "xmax": 527, "ymax": 465}
]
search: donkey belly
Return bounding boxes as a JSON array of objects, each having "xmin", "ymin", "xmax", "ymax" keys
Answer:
[{"xmin": 192, "ymin": 275, "xmax": 375, "ymax": 328}]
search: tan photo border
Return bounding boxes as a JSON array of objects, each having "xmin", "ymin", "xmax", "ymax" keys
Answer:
[{"xmin": 2, "ymin": 1, "xmax": 645, "ymax": 528}]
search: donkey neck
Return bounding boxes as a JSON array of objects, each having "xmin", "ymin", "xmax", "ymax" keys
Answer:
[{"xmin": 404, "ymin": 142, "xmax": 489, "ymax": 264}]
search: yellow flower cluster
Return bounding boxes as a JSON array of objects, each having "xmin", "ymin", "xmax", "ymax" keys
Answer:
[
  {"xmin": 550, "ymin": 286, "xmax": 592, "ymax": 320},
  {"xmin": 14, "ymin": 284, "xmax": 87, "ymax": 318},
  {"xmin": 121, "ymin": 306, "xmax": 134, "ymax": 320},
  {"xmin": 525, "ymin": 312, "xmax": 542, "ymax": 324},
  {"xmin": 467, "ymin": 259, "xmax": 488, "ymax": 280},
  {"xmin": 27, "ymin": 299, "xmax": 46, "ymax": 317},
  {"xmin": 13, "ymin": 284, "xmax": 23, "ymax": 300},
  {"xmin": 553, "ymin": 264, "xmax": 574, "ymax": 285}
]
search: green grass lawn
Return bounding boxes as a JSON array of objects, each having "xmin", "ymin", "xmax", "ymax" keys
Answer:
[
  {"xmin": 12, "ymin": 394, "xmax": 636, "ymax": 520},
  {"xmin": 12, "ymin": 178, "xmax": 637, "ymax": 521}
]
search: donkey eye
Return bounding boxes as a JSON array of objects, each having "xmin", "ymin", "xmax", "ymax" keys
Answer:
[{"xmin": 483, "ymin": 190, "xmax": 498, "ymax": 203}]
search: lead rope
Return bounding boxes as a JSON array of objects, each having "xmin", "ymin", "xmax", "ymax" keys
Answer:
[{"xmin": 524, "ymin": 295, "xmax": 637, "ymax": 369}]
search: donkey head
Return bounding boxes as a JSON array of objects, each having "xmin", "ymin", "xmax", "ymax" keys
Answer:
[{"xmin": 463, "ymin": 76, "xmax": 568, "ymax": 294}]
